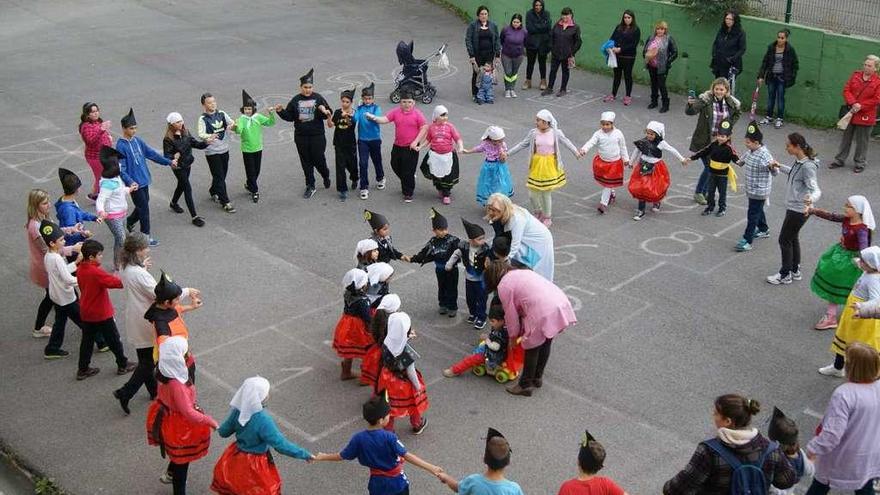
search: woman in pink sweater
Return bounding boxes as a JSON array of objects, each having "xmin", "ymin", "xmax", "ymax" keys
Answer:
[
  {"xmin": 485, "ymin": 260, "xmax": 576, "ymax": 396},
  {"xmin": 78, "ymin": 102, "xmax": 113, "ymax": 199}
]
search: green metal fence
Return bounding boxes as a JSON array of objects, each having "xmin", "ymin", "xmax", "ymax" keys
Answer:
[{"xmin": 748, "ymin": 0, "xmax": 880, "ymax": 39}]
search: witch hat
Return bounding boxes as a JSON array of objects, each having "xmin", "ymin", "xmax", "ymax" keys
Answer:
[
  {"xmin": 154, "ymin": 271, "xmax": 183, "ymax": 303},
  {"xmin": 300, "ymin": 68, "xmax": 314, "ymax": 86},
  {"xmin": 578, "ymin": 430, "xmax": 606, "ymax": 472},
  {"xmin": 767, "ymin": 407, "xmax": 799, "ymax": 445},
  {"xmin": 430, "ymin": 208, "xmax": 447, "ymax": 230},
  {"xmin": 241, "ymin": 89, "xmax": 256, "ymax": 109},
  {"xmin": 362, "ymin": 82, "xmax": 375, "ymax": 97},
  {"xmin": 484, "ymin": 427, "xmax": 511, "ymax": 464},
  {"xmin": 58, "ymin": 168, "xmax": 82, "ymax": 195},
  {"xmin": 341, "ymin": 87, "xmax": 356, "ymax": 101},
  {"xmin": 39, "ymin": 219, "xmax": 64, "ymax": 245},
  {"xmin": 461, "ymin": 218, "xmax": 485, "ymax": 240},
  {"xmin": 120, "ymin": 108, "xmax": 136, "ymax": 128},
  {"xmin": 364, "ymin": 210, "xmax": 389, "ymax": 231}
]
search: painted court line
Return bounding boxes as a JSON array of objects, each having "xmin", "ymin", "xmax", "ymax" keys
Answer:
[
  {"xmin": 608, "ymin": 262, "xmax": 666, "ymax": 292},
  {"xmin": 713, "ymin": 218, "xmax": 747, "ymax": 237},
  {"xmin": 803, "ymin": 408, "xmax": 824, "ymax": 419}
]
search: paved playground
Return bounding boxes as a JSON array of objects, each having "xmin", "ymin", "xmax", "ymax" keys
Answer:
[{"xmin": 0, "ymin": 0, "xmax": 878, "ymax": 493}]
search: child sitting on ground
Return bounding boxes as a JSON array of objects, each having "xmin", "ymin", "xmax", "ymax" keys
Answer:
[
  {"xmin": 476, "ymin": 63, "xmax": 496, "ymax": 105},
  {"xmin": 733, "ymin": 122, "xmax": 777, "ymax": 252},
  {"xmin": 557, "ymin": 430, "xmax": 630, "ymax": 495},
  {"xmin": 767, "ymin": 407, "xmax": 814, "ymax": 495},
  {"xmin": 444, "ymin": 305, "xmax": 509, "ymax": 377},
  {"xmin": 446, "ymin": 218, "xmax": 491, "ymax": 328},
  {"xmin": 409, "ymin": 208, "xmax": 461, "ymax": 317},
  {"xmin": 685, "ymin": 120, "xmax": 739, "ymax": 217},
  {"xmin": 437, "ymin": 428, "xmax": 523, "ymax": 494}
]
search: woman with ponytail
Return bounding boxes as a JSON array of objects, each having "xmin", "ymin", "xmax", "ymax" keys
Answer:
[
  {"xmin": 663, "ymin": 394, "xmax": 797, "ymax": 494},
  {"xmin": 767, "ymin": 133, "xmax": 821, "ymax": 285}
]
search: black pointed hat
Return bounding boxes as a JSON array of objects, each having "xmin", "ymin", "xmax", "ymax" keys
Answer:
[
  {"xmin": 154, "ymin": 271, "xmax": 183, "ymax": 303},
  {"xmin": 745, "ymin": 120, "xmax": 763, "ymax": 143},
  {"xmin": 717, "ymin": 119, "xmax": 733, "ymax": 136},
  {"xmin": 364, "ymin": 210, "xmax": 389, "ymax": 231},
  {"xmin": 461, "ymin": 218, "xmax": 486, "ymax": 240},
  {"xmin": 430, "ymin": 208, "xmax": 448, "ymax": 230},
  {"xmin": 484, "ymin": 427, "xmax": 511, "ymax": 463},
  {"xmin": 362, "ymin": 82, "xmax": 375, "ymax": 97},
  {"xmin": 39, "ymin": 219, "xmax": 64, "ymax": 245},
  {"xmin": 120, "ymin": 107, "xmax": 137, "ymax": 128},
  {"xmin": 767, "ymin": 407, "xmax": 799, "ymax": 445},
  {"xmin": 241, "ymin": 89, "xmax": 256, "ymax": 108},
  {"xmin": 363, "ymin": 390, "xmax": 391, "ymax": 423},
  {"xmin": 99, "ymin": 146, "xmax": 124, "ymax": 175},
  {"xmin": 578, "ymin": 430, "xmax": 606, "ymax": 472},
  {"xmin": 341, "ymin": 87, "xmax": 356, "ymax": 101},
  {"xmin": 58, "ymin": 168, "xmax": 82, "ymax": 195},
  {"xmin": 300, "ymin": 68, "xmax": 314, "ymax": 86}
]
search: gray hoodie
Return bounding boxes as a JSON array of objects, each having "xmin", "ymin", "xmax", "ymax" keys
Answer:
[{"xmin": 778, "ymin": 158, "xmax": 820, "ymax": 212}]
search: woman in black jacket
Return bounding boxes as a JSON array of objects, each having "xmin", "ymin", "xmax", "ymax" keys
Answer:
[
  {"xmin": 465, "ymin": 5, "xmax": 502, "ymax": 101},
  {"xmin": 542, "ymin": 7, "xmax": 581, "ymax": 97},
  {"xmin": 711, "ymin": 11, "xmax": 747, "ymax": 91},
  {"xmin": 757, "ymin": 29, "xmax": 799, "ymax": 129},
  {"xmin": 523, "ymin": 0, "xmax": 551, "ymax": 90},
  {"xmin": 604, "ymin": 9, "xmax": 641, "ymax": 105},
  {"xmin": 163, "ymin": 113, "xmax": 211, "ymax": 227}
]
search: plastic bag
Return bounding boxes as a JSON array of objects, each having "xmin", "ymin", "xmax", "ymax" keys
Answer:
[
  {"xmin": 837, "ymin": 111, "xmax": 853, "ymax": 130},
  {"xmin": 607, "ymin": 50, "xmax": 618, "ymax": 68}
]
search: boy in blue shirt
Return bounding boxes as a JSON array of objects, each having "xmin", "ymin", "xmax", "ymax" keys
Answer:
[
  {"xmin": 437, "ymin": 428, "xmax": 524, "ymax": 494},
  {"xmin": 55, "ymin": 168, "xmax": 100, "ymax": 247},
  {"xmin": 353, "ymin": 83, "xmax": 386, "ymax": 199},
  {"xmin": 316, "ymin": 393, "xmax": 443, "ymax": 495}
]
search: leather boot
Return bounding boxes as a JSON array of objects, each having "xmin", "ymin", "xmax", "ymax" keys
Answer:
[
  {"xmin": 340, "ymin": 359, "xmax": 356, "ymax": 380},
  {"xmin": 539, "ymin": 78, "xmax": 547, "ymax": 90},
  {"xmin": 659, "ymin": 99, "xmax": 670, "ymax": 113},
  {"xmin": 522, "ymin": 79, "xmax": 531, "ymax": 89},
  {"xmin": 506, "ymin": 384, "xmax": 534, "ymax": 396},
  {"xmin": 647, "ymin": 99, "xmax": 658, "ymax": 109}
]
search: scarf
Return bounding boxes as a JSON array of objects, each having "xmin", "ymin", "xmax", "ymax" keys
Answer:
[
  {"xmin": 849, "ymin": 195, "xmax": 876, "ymax": 230},
  {"xmin": 558, "ymin": 16, "xmax": 574, "ymax": 29},
  {"xmin": 384, "ymin": 312, "xmax": 411, "ymax": 357},
  {"xmin": 861, "ymin": 246, "xmax": 880, "ymax": 271},
  {"xmin": 377, "ymin": 293, "xmax": 401, "ymax": 312},
  {"xmin": 230, "ymin": 376, "xmax": 270, "ymax": 426},
  {"xmin": 536, "ymin": 109, "xmax": 558, "ymax": 129},
  {"xmin": 367, "ymin": 262, "xmax": 394, "ymax": 286},
  {"xmin": 717, "ymin": 427, "xmax": 758, "ymax": 446},
  {"xmin": 342, "ymin": 268, "xmax": 369, "ymax": 290},
  {"xmin": 158, "ymin": 336, "xmax": 189, "ymax": 384}
]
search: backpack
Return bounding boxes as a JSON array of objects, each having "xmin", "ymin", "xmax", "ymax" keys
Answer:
[{"xmin": 704, "ymin": 438, "xmax": 778, "ymax": 495}]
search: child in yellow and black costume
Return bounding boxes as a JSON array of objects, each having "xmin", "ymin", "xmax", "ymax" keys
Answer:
[{"xmin": 686, "ymin": 119, "xmax": 739, "ymax": 217}]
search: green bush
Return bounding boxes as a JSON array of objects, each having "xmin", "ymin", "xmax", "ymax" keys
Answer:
[
  {"xmin": 34, "ymin": 477, "xmax": 65, "ymax": 495},
  {"xmin": 672, "ymin": 0, "xmax": 759, "ymax": 24}
]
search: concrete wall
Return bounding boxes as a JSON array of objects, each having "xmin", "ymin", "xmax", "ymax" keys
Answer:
[{"xmin": 448, "ymin": 0, "xmax": 879, "ymax": 127}]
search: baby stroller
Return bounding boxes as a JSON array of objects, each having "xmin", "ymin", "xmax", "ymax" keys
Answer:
[{"xmin": 391, "ymin": 40, "xmax": 448, "ymax": 104}]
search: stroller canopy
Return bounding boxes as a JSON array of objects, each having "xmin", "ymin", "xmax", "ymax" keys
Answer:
[{"xmin": 396, "ymin": 40, "xmax": 416, "ymax": 66}]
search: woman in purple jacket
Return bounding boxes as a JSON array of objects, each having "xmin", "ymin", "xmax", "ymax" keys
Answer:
[
  {"xmin": 806, "ymin": 342, "xmax": 880, "ymax": 495},
  {"xmin": 500, "ymin": 14, "xmax": 528, "ymax": 99}
]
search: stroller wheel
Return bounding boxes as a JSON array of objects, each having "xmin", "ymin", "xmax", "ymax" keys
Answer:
[
  {"xmin": 390, "ymin": 91, "xmax": 401, "ymax": 104},
  {"xmin": 421, "ymin": 94, "xmax": 433, "ymax": 104}
]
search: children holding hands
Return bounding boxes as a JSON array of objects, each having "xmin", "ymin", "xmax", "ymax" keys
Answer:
[
  {"xmin": 415, "ymin": 105, "xmax": 464, "ymax": 205},
  {"xmin": 579, "ymin": 112, "xmax": 628, "ymax": 214},
  {"xmin": 464, "ymin": 125, "xmax": 513, "ymax": 206},
  {"xmin": 627, "ymin": 121, "xmax": 686, "ymax": 221},
  {"xmin": 684, "ymin": 120, "xmax": 739, "ymax": 217},
  {"xmin": 733, "ymin": 122, "xmax": 777, "ymax": 252},
  {"xmin": 409, "ymin": 208, "xmax": 461, "ymax": 316},
  {"xmin": 235, "ymin": 89, "xmax": 275, "ymax": 203}
]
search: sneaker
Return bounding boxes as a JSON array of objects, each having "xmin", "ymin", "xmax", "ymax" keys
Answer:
[
  {"xmin": 43, "ymin": 349, "xmax": 70, "ymax": 360},
  {"xmin": 447, "ymin": 309, "xmax": 456, "ymax": 318},
  {"xmin": 814, "ymin": 314, "xmax": 838, "ymax": 330},
  {"xmin": 774, "ymin": 118, "xmax": 784, "ymax": 129},
  {"xmin": 734, "ymin": 239, "xmax": 752, "ymax": 252},
  {"xmin": 828, "ymin": 161, "xmax": 845, "ymax": 169},
  {"xmin": 441, "ymin": 196, "xmax": 451, "ymax": 205},
  {"xmin": 623, "ymin": 96, "xmax": 632, "ymax": 106},
  {"xmin": 148, "ymin": 238, "xmax": 160, "ymax": 247},
  {"xmin": 303, "ymin": 187, "xmax": 316, "ymax": 199},
  {"xmin": 510, "ymin": 90, "xmax": 518, "ymax": 98},
  {"xmin": 32, "ymin": 325, "xmax": 52, "ymax": 338},
  {"xmin": 522, "ymin": 79, "xmax": 532, "ymax": 90},
  {"xmin": 210, "ymin": 194, "xmax": 220, "ymax": 203},
  {"xmin": 125, "ymin": 221, "xmax": 135, "ymax": 233},
  {"xmin": 715, "ymin": 209, "xmax": 726, "ymax": 217},
  {"xmin": 191, "ymin": 216, "xmax": 205, "ymax": 227},
  {"xmin": 169, "ymin": 202, "xmax": 184, "ymax": 214},
  {"xmin": 555, "ymin": 89, "xmax": 567, "ymax": 97},
  {"xmin": 76, "ymin": 367, "xmax": 100, "ymax": 381},
  {"xmin": 359, "ymin": 189, "xmax": 369, "ymax": 200},
  {"xmin": 791, "ymin": 270, "xmax": 803, "ymax": 281},
  {"xmin": 223, "ymin": 203, "xmax": 237, "ymax": 213},
  {"xmin": 694, "ymin": 193, "xmax": 707, "ymax": 205},
  {"xmin": 603, "ymin": 94, "xmax": 615, "ymax": 103},
  {"xmin": 651, "ymin": 203, "xmax": 661, "ymax": 212},
  {"xmin": 759, "ymin": 116, "xmax": 772, "ymax": 125},
  {"xmin": 473, "ymin": 319, "xmax": 486, "ymax": 329},
  {"xmin": 701, "ymin": 207, "xmax": 713, "ymax": 216},
  {"xmin": 754, "ymin": 230, "xmax": 770, "ymax": 239},
  {"xmin": 339, "ymin": 191, "xmax": 347, "ymax": 202},
  {"xmin": 597, "ymin": 203, "xmax": 606, "ymax": 214},
  {"xmin": 117, "ymin": 362, "xmax": 137, "ymax": 375},
  {"xmin": 504, "ymin": 90, "xmax": 511, "ymax": 98},
  {"xmin": 97, "ymin": 345, "xmax": 111, "ymax": 353},
  {"xmin": 438, "ymin": 306, "xmax": 448, "ymax": 315},
  {"xmin": 412, "ymin": 417, "xmax": 428, "ymax": 435},
  {"xmin": 466, "ymin": 315, "xmax": 476, "ymax": 324},
  {"xmin": 376, "ymin": 178, "xmax": 386, "ymax": 190},
  {"xmin": 632, "ymin": 210, "xmax": 645, "ymax": 221},
  {"xmin": 609, "ymin": 191, "xmax": 616, "ymax": 204},
  {"xmin": 323, "ymin": 176, "xmax": 331, "ymax": 189},
  {"xmin": 159, "ymin": 472, "xmax": 173, "ymax": 484},
  {"xmin": 766, "ymin": 273, "xmax": 793, "ymax": 285},
  {"xmin": 442, "ymin": 368, "xmax": 456, "ymax": 378},
  {"xmin": 818, "ymin": 364, "xmax": 845, "ymax": 378},
  {"xmin": 541, "ymin": 88, "xmax": 554, "ymax": 96},
  {"xmin": 87, "ymin": 193, "xmax": 98, "ymax": 202},
  {"xmin": 403, "ymin": 195, "xmax": 413, "ymax": 203},
  {"xmin": 252, "ymin": 192, "xmax": 259, "ymax": 203}
]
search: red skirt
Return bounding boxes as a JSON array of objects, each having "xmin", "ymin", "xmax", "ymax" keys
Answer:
[
  {"xmin": 592, "ymin": 156, "xmax": 624, "ymax": 188},
  {"xmin": 377, "ymin": 367, "xmax": 429, "ymax": 418},
  {"xmin": 628, "ymin": 160, "xmax": 670, "ymax": 203},
  {"xmin": 360, "ymin": 345, "xmax": 381, "ymax": 387},
  {"xmin": 211, "ymin": 443, "xmax": 282, "ymax": 495},
  {"xmin": 146, "ymin": 401, "xmax": 212, "ymax": 464},
  {"xmin": 332, "ymin": 314, "xmax": 374, "ymax": 359}
]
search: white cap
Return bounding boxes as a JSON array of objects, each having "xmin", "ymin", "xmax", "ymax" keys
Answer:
[
  {"xmin": 481, "ymin": 125, "xmax": 505, "ymax": 141},
  {"xmin": 600, "ymin": 111, "xmax": 616, "ymax": 123},
  {"xmin": 166, "ymin": 112, "xmax": 183, "ymax": 124},
  {"xmin": 646, "ymin": 121, "xmax": 665, "ymax": 139}
]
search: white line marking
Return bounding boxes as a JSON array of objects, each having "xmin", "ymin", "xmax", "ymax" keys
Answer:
[
  {"xmin": 274, "ymin": 367, "xmax": 314, "ymax": 387},
  {"xmin": 462, "ymin": 116, "xmax": 508, "ymax": 128},
  {"xmin": 803, "ymin": 408, "xmax": 824, "ymax": 419},
  {"xmin": 713, "ymin": 218, "xmax": 747, "ymax": 237},
  {"xmin": 609, "ymin": 262, "xmax": 666, "ymax": 292}
]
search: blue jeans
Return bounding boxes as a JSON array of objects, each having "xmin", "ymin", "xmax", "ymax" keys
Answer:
[
  {"xmin": 357, "ymin": 140, "xmax": 384, "ymax": 190},
  {"xmin": 743, "ymin": 198, "xmax": 769, "ymax": 243},
  {"xmin": 695, "ymin": 157, "xmax": 710, "ymax": 195},
  {"xmin": 766, "ymin": 75, "xmax": 786, "ymax": 119},
  {"xmin": 465, "ymin": 279, "xmax": 487, "ymax": 320},
  {"xmin": 127, "ymin": 186, "xmax": 151, "ymax": 235}
]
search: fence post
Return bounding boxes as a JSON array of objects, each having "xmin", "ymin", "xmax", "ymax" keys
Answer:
[{"xmin": 784, "ymin": 0, "xmax": 793, "ymax": 23}]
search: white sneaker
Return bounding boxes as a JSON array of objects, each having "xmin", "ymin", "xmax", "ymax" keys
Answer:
[
  {"xmin": 759, "ymin": 116, "xmax": 772, "ymax": 125},
  {"xmin": 32, "ymin": 325, "xmax": 52, "ymax": 338},
  {"xmin": 766, "ymin": 273, "xmax": 792, "ymax": 285},
  {"xmin": 159, "ymin": 472, "xmax": 173, "ymax": 484},
  {"xmin": 510, "ymin": 90, "xmax": 518, "ymax": 98},
  {"xmin": 376, "ymin": 178, "xmax": 386, "ymax": 190},
  {"xmin": 791, "ymin": 270, "xmax": 802, "ymax": 281},
  {"xmin": 818, "ymin": 364, "xmax": 845, "ymax": 378},
  {"xmin": 359, "ymin": 189, "xmax": 369, "ymax": 200},
  {"xmin": 632, "ymin": 210, "xmax": 645, "ymax": 221},
  {"xmin": 504, "ymin": 90, "xmax": 512, "ymax": 98}
]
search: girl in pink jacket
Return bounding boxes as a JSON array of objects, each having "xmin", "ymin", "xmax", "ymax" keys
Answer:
[{"xmin": 79, "ymin": 103, "xmax": 113, "ymax": 199}]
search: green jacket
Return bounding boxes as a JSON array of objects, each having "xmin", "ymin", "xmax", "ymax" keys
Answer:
[
  {"xmin": 685, "ymin": 91, "xmax": 741, "ymax": 152},
  {"xmin": 234, "ymin": 112, "xmax": 275, "ymax": 153}
]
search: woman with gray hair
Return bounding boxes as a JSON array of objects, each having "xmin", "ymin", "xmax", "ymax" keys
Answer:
[{"xmin": 829, "ymin": 55, "xmax": 880, "ymax": 173}]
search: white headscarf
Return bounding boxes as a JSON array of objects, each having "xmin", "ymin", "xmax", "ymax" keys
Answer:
[
  {"xmin": 384, "ymin": 312, "xmax": 411, "ymax": 357},
  {"xmin": 158, "ymin": 336, "xmax": 189, "ymax": 384},
  {"xmin": 166, "ymin": 112, "xmax": 184, "ymax": 124},
  {"xmin": 342, "ymin": 268, "xmax": 369, "ymax": 290},
  {"xmin": 481, "ymin": 126, "xmax": 505, "ymax": 141},
  {"xmin": 646, "ymin": 121, "xmax": 665, "ymax": 139},
  {"xmin": 355, "ymin": 239, "xmax": 379, "ymax": 260},
  {"xmin": 230, "ymin": 376, "xmax": 270, "ymax": 426},
  {"xmin": 600, "ymin": 111, "xmax": 616, "ymax": 123},
  {"xmin": 849, "ymin": 195, "xmax": 875, "ymax": 230},
  {"xmin": 536, "ymin": 109, "xmax": 558, "ymax": 129},
  {"xmin": 432, "ymin": 105, "xmax": 449, "ymax": 121},
  {"xmin": 860, "ymin": 246, "xmax": 880, "ymax": 271},
  {"xmin": 377, "ymin": 293, "xmax": 401, "ymax": 312},
  {"xmin": 367, "ymin": 262, "xmax": 394, "ymax": 285}
]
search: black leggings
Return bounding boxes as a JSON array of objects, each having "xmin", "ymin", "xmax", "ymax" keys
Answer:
[
  {"xmin": 520, "ymin": 338, "xmax": 553, "ymax": 388},
  {"xmin": 547, "ymin": 56, "xmax": 570, "ymax": 91},
  {"xmin": 171, "ymin": 167, "xmax": 197, "ymax": 217},
  {"xmin": 612, "ymin": 56, "xmax": 636, "ymax": 97},
  {"xmin": 168, "ymin": 461, "xmax": 189, "ymax": 495},
  {"xmin": 243, "ymin": 150, "xmax": 262, "ymax": 193},
  {"xmin": 35, "ymin": 288, "xmax": 53, "ymax": 330},
  {"xmin": 525, "ymin": 48, "xmax": 548, "ymax": 80},
  {"xmin": 778, "ymin": 209, "xmax": 809, "ymax": 277},
  {"xmin": 471, "ymin": 52, "xmax": 494, "ymax": 97}
]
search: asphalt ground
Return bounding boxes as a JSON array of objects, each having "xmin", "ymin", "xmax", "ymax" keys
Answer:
[{"xmin": 0, "ymin": 0, "xmax": 878, "ymax": 493}]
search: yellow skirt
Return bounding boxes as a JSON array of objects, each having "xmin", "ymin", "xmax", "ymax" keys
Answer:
[
  {"xmin": 527, "ymin": 154, "xmax": 566, "ymax": 191},
  {"xmin": 830, "ymin": 293, "xmax": 880, "ymax": 356}
]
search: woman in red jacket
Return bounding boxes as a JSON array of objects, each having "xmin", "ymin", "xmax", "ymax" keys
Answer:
[
  {"xmin": 830, "ymin": 55, "xmax": 880, "ymax": 173},
  {"xmin": 78, "ymin": 103, "xmax": 112, "ymax": 199},
  {"xmin": 146, "ymin": 336, "xmax": 218, "ymax": 495}
]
